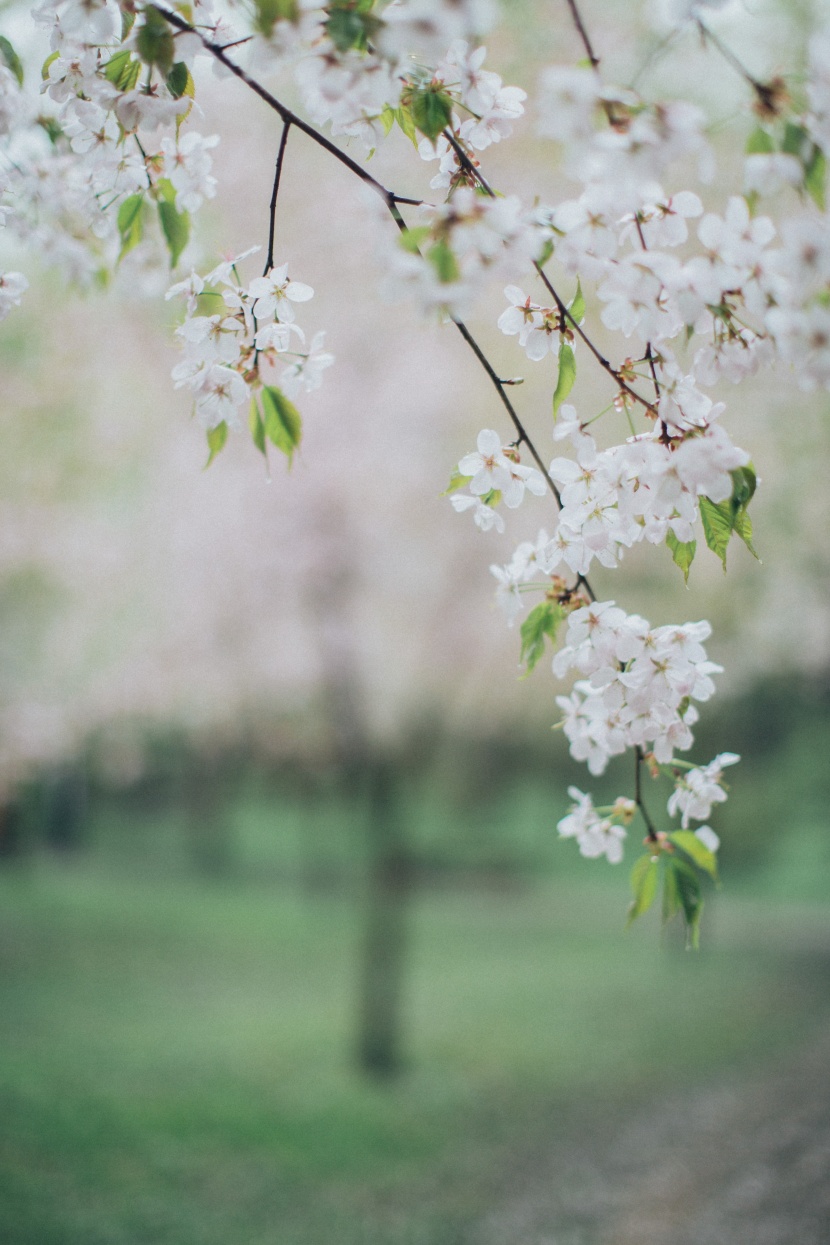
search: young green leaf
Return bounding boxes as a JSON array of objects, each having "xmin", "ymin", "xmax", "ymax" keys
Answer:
[
  {"xmin": 158, "ymin": 199, "xmax": 190, "ymax": 269},
  {"xmin": 568, "ymin": 278, "xmax": 585, "ymax": 325},
  {"xmin": 730, "ymin": 464, "xmax": 756, "ymax": 507},
  {"xmin": 42, "ymin": 50, "xmax": 60, "ymax": 81},
  {"xmin": 249, "ymin": 397, "xmax": 266, "ymax": 457},
  {"xmin": 166, "ymin": 61, "xmax": 191, "ymax": 100},
  {"xmin": 627, "ymin": 854, "xmax": 659, "ymax": 925},
  {"xmin": 671, "ymin": 857, "xmax": 704, "ymax": 949},
  {"xmin": 117, "ymin": 193, "xmax": 146, "ymax": 262},
  {"xmin": 136, "ymin": 6, "xmax": 175, "ymax": 75},
  {"xmin": 104, "ymin": 48, "xmax": 142, "ymax": 92},
  {"xmin": 666, "ymin": 530, "xmax": 696, "ymax": 584},
  {"xmin": 252, "ymin": 0, "xmax": 299, "ymax": 37},
  {"xmin": 781, "ymin": 121, "xmax": 809, "ymax": 158},
  {"xmin": 205, "ymin": 421, "xmax": 228, "ymax": 467},
  {"xmin": 399, "ymin": 225, "xmax": 432, "ymax": 254},
  {"xmin": 519, "ymin": 601, "xmax": 565, "ymax": 676},
  {"xmin": 552, "ymin": 342, "xmax": 576, "ymax": 417},
  {"xmin": 325, "ymin": 6, "xmax": 379, "ymax": 51},
  {"xmin": 732, "ymin": 507, "xmax": 758, "ymax": 559},
  {"xmin": 669, "ymin": 830, "xmax": 719, "ymax": 882},
  {"xmin": 699, "ymin": 496, "xmax": 733, "ymax": 569},
  {"xmin": 261, "ymin": 386, "xmax": 302, "ymax": 464},
  {"xmin": 121, "ymin": 5, "xmax": 137, "ymax": 41},
  {"xmin": 0, "ymin": 36, "xmax": 24, "ymax": 86},
  {"xmin": 394, "ymin": 105, "xmax": 419, "ymax": 147},
  {"xmin": 409, "ymin": 88, "xmax": 453, "ymax": 140},
  {"xmin": 805, "ymin": 146, "xmax": 826, "ymax": 211},
  {"xmin": 441, "ymin": 470, "xmax": 473, "ymax": 496},
  {"xmin": 537, "ymin": 238, "xmax": 555, "ymax": 267},
  {"xmin": 745, "ymin": 125, "xmax": 775, "ymax": 155},
  {"xmin": 426, "ymin": 239, "xmax": 460, "ymax": 284},
  {"xmin": 380, "ymin": 105, "xmax": 396, "ymax": 136}
]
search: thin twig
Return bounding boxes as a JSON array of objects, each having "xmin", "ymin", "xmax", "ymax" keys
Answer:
[
  {"xmin": 635, "ymin": 746, "xmax": 659, "ymax": 842},
  {"xmin": 264, "ymin": 120, "xmax": 291, "ymax": 275},
  {"xmin": 564, "ymin": 0, "xmax": 601, "ymax": 69},
  {"xmin": 695, "ymin": 17, "xmax": 780, "ymax": 113}
]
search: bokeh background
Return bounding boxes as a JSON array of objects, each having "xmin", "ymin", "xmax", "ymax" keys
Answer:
[{"xmin": 1, "ymin": 0, "xmax": 829, "ymax": 1241}]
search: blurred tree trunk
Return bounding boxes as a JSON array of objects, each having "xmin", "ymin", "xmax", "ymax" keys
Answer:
[
  {"xmin": 356, "ymin": 755, "xmax": 410, "ymax": 1077},
  {"xmin": 308, "ymin": 505, "xmax": 412, "ymax": 1079}
]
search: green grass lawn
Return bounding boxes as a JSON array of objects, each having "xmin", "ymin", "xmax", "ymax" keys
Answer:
[{"xmin": 0, "ymin": 858, "xmax": 828, "ymax": 1245}]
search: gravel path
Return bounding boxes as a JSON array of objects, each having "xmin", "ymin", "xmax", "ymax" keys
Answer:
[{"xmin": 472, "ymin": 1023, "xmax": 830, "ymax": 1245}]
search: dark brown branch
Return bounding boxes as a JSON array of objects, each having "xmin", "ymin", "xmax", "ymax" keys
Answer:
[
  {"xmin": 564, "ymin": 0, "xmax": 601, "ymax": 69},
  {"xmin": 264, "ymin": 120, "xmax": 291, "ymax": 275},
  {"xmin": 451, "ymin": 318, "xmax": 562, "ymax": 507}
]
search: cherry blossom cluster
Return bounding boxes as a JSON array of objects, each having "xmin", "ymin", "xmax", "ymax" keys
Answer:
[
  {"xmin": 553, "ymin": 602, "xmax": 720, "ymax": 773},
  {"xmin": 450, "ymin": 428, "xmax": 546, "ymax": 533},
  {"xmin": 0, "ymin": 1, "xmax": 222, "ymax": 286},
  {"xmin": 167, "ymin": 249, "xmax": 332, "ymax": 431}
]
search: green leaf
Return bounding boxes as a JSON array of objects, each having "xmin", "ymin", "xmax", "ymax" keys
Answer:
[
  {"xmin": 325, "ymin": 7, "xmax": 379, "ymax": 51},
  {"xmin": 519, "ymin": 601, "xmax": 565, "ymax": 676},
  {"xmin": 537, "ymin": 238, "xmax": 554, "ymax": 268},
  {"xmin": 399, "ymin": 225, "xmax": 431, "ymax": 254},
  {"xmin": 568, "ymin": 278, "xmax": 585, "ymax": 325},
  {"xmin": 249, "ymin": 397, "xmax": 266, "ymax": 456},
  {"xmin": 380, "ymin": 105, "xmax": 395, "ymax": 136},
  {"xmin": 117, "ymin": 193, "xmax": 146, "ymax": 261},
  {"xmin": 442, "ymin": 470, "xmax": 472, "ymax": 497},
  {"xmin": 166, "ymin": 61, "xmax": 190, "ymax": 99},
  {"xmin": 0, "ymin": 36, "xmax": 24, "ymax": 86},
  {"xmin": 699, "ymin": 496, "xmax": 733, "ymax": 570},
  {"xmin": 627, "ymin": 854, "xmax": 659, "ymax": 925},
  {"xmin": 41, "ymin": 49, "xmax": 60, "ymax": 81},
  {"xmin": 37, "ymin": 116, "xmax": 63, "ymax": 146},
  {"xmin": 121, "ymin": 6, "xmax": 137, "ymax": 41},
  {"xmin": 261, "ymin": 386, "xmax": 302, "ymax": 463},
  {"xmin": 253, "ymin": 0, "xmax": 299, "ymax": 36},
  {"xmin": 669, "ymin": 831, "xmax": 719, "ymax": 882},
  {"xmin": 805, "ymin": 146, "xmax": 826, "ymax": 211},
  {"xmin": 205, "ymin": 421, "xmax": 228, "ymax": 467},
  {"xmin": 745, "ymin": 125, "xmax": 775, "ymax": 155},
  {"xmin": 732, "ymin": 507, "xmax": 758, "ymax": 559},
  {"xmin": 552, "ymin": 342, "xmax": 576, "ymax": 417},
  {"xmin": 672, "ymin": 857, "xmax": 704, "ymax": 949},
  {"xmin": 426, "ymin": 239, "xmax": 460, "ymax": 284},
  {"xmin": 394, "ymin": 104, "xmax": 418, "ymax": 147},
  {"xmin": 662, "ymin": 859, "xmax": 681, "ymax": 924},
  {"xmin": 158, "ymin": 199, "xmax": 190, "ymax": 268},
  {"xmin": 730, "ymin": 464, "xmax": 756, "ymax": 508},
  {"xmin": 409, "ymin": 88, "xmax": 453, "ymax": 140},
  {"xmin": 104, "ymin": 48, "xmax": 142, "ymax": 92},
  {"xmin": 781, "ymin": 121, "xmax": 809, "ymax": 159},
  {"xmin": 136, "ymin": 6, "xmax": 175, "ymax": 76},
  {"xmin": 666, "ymin": 530, "xmax": 696, "ymax": 584}
]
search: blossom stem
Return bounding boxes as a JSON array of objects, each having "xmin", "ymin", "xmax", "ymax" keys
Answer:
[
  {"xmin": 264, "ymin": 121, "xmax": 291, "ymax": 276},
  {"xmin": 695, "ymin": 18, "xmax": 774, "ymax": 107},
  {"xmin": 635, "ymin": 746, "xmax": 659, "ymax": 842}
]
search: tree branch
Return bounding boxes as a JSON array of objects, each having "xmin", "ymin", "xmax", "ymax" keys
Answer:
[{"xmin": 264, "ymin": 120, "xmax": 291, "ymax": 276}]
